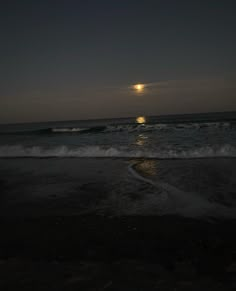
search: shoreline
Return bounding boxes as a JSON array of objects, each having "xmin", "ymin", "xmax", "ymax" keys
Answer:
[{"xmin": 1, "ymin": 157, "xmax": 236, "ymax": 289}]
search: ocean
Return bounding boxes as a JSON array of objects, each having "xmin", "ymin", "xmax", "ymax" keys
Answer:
[
  {"xmin": 1, "ymin": 112, "xmax": 236, "ymax": 289},
  {"xmin": 0, "ymin": 111, "xmax": 236, "ymax": 159},
  {"xmin": 0, "ymin": 111, "xmax": 235, "ymax": 219}
]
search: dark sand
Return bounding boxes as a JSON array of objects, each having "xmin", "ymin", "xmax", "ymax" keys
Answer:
[{"xmin": 0, "ymin": 158, "xmax": 236, "ymax": 290}]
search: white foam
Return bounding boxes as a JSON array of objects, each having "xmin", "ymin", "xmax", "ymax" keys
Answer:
[
  {"xmin": 103, "ymin": 122, "xmax": 231, "ymax": 133},
  {"xmin": 128, "ymin": 163, "xmax": 236, "ymax": 219},
  {"xmin": 0, "ymin": 144, "xmax": 235, "ymax": 158},
  {"xmin": 52, "ymin": 128, "xmax": 86, "ymax": 132}
]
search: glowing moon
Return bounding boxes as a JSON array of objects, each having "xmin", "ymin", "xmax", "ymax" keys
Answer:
[
  {"xmin": 136, "ymin": 116, "xmax": 146, "ymax": 124},
  {"xmin": 133, "ymin": 83, "xmax": 145, "ymax": 93}
]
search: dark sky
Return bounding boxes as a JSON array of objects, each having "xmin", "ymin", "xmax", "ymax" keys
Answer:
[{"xmin": 0, "ymin": 0, "xmax": 236, "ymax": 123}]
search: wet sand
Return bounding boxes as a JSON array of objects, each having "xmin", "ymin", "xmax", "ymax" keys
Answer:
[{"xmin": 0, "ymin": 158, "xmax": 236, "ymax": 290}]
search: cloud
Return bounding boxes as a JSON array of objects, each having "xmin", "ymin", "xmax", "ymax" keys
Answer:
[{"xmin": 124, "ymin": 77, "xmax": 236, "ymax": 97}]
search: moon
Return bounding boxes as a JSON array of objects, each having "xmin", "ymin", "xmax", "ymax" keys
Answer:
[{"xmin": 133, "ymin": 83, "xmax": 145, "ymax": 93}]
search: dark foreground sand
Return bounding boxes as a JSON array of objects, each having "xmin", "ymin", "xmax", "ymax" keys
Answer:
[{"xmin": 0, "ymin": 158, "xmax": 236, "ymax": 290}]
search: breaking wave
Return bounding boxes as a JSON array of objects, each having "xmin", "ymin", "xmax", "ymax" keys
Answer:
[
  {"xmin": 103, "ymin": 121, "xmax": 232, "ymax": 133},
  {"xmin": 0, "ymin": 121, "xmax": 233, "ymax": 135},
  {"xmin": 51, "ymin": 128, "xmax": 87, "ymax": 133},
  {"xmin": 51, "ymin": 126, "xmax": 106, "ymax": 134},
  {"xmin": 0, "ymin": 144, "xmax": 235, "ymax": 158}
]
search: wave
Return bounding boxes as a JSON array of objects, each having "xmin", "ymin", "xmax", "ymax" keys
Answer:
[
  {"xmin": 0, "ymin": 126, "xmax": 106, "ymax": 135},
  {"xmin": 104, "ymin": 121, "xmax": 232, "ymax": 133},
  {"xmin": 0, "ymin": 121, "xmax": 233, "ymax": 135},
  {"xmin": 45, "ymin": 121, "xmax": 233, "ymax": 134},
  {"xmin": 51, "ymin": 126, "xmax": 106, "ymax": 134},
  {"xmin": 127, "ymin": 162, "xmax": 236, "ymax": 219},
  {"xmin": 0, "ymin": 144, "xmax": 235, "ymax": 158},
  {"xmin": 51, "ymin": 127, "xmax": 87, "ymax": 133}
]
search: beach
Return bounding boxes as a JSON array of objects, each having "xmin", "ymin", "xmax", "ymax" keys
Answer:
[
  {"xmin": 1, "ymin": 0, "xmax": 236, "ymax": 288},
  {"xmin": 0, "ymin": 158, "xmax": 236, "ymax": 290}
]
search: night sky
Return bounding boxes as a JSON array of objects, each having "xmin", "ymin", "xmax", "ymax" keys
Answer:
[{"xmin": 0, "ymin": 0, "xmax": 236, "ymax": 123}]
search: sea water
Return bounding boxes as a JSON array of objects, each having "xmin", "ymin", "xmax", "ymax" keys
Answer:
[
  {"xmin": 0, "ymin": 112, "xmax": 236, "ymax": 219},
  {"xmin": 0, "ymin": 112, "xmax": 235, "ymax": 158}
]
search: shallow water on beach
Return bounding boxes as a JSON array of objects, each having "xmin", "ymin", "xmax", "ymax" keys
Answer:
[{"xmin": 0, "ymin": 158, "xmax": 235, "ymax": 219}]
